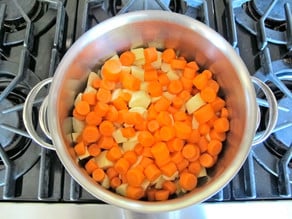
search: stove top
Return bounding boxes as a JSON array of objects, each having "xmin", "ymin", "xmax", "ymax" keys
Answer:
[{"xmin": 0, "ymin": 0, "xmax": 291, "ymax": 205}]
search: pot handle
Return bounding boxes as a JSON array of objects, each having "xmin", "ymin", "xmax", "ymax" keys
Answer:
[
  {"xmin": 23, "ymin": 78, "xmax": 55, "ymax": 150},
  {"xmin": 251, "ymin": 76, "xmax": 278, "ymax": 146}
]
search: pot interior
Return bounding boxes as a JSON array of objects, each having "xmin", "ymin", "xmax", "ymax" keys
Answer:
[{"xmin": 48, "ymin": 11, "xmax": 257, "ymax": 212}]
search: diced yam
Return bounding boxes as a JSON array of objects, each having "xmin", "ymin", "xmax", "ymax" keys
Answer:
[
  {"xmin": 198, "ymin": 167, "xmax": 207, "ymax": 178},
  {"xmin": 185, "ymin": 93, "xmax": 206, "ymax": 114},
  {"xmin": 166, "ymin": 69, "xmax": 180, "ymax": 80},
  {"xmin": 72, "ymin": 118, "xmax": 85, "ymax": 133},
  {"xmin": 131, "ymin": 66, "xmax": 144, "ymax": 81},
  {"xmin": 129, "ymin": 90, "xmax": 151, "ymax": 109},
  {"xmin": 101, "ymin": 175, "xmax": 110, "ymax": 189},
  {"xmin": 113, "ymin": 128, "xmax": 128, "ymax": 144},
  {"xmin": 129, "ymin": 107, "xmax": 147, "ymax": 118},
  {"xmin": 74, "ymin": 93, "xmax": 82, "ymax": 106},
  {"xmin": 87, "ymin": 72, "xmax": 99, "ymax": 87},
  {"xmin": 116, "ymin": 183, "xmax": 128, "ymax": 196},
  {"xmin": 94, "ymin": 151, "xmax": 114, "ymax": 169},
  {"xmin": 131, "ymin": 48, "xmax": 145, "ymax": 61}
]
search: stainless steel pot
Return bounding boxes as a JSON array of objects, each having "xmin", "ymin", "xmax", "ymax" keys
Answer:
[{"xmin": 23, "ymin": 11, "xmax": 278, "ymax": 212}]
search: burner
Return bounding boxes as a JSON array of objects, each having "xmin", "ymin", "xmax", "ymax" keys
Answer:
[
  {"xmin": 1, "ymin": 0, "xmax": 41, "ymax": 32},
  {"xmin": 234, "ymin": 1, "xmax": 291, "ymax": 44}
]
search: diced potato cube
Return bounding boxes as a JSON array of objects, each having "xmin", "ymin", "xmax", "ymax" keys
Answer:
[
  {"xmin": 71, "ymin": 132, "xmax": 80, "ymax": 143},
  {"xmin": 131, "ymin": 48, "xmax": 145, "ymax": 61},
  {"xmin": 111, "ymin": 88, "xmax": 122, "ymax": 101},
  {"xmin": 129, "ymin": 90, "xmax": 151, "ymax": 109},
  {"xmin": 141, "ymin": 180, "xmax": 150, "ymax": 191},
  {"xmin": 116, "ymin": 183, "xmax": 128, "ymax": 196},
  {"xmin": 87, "ymin": 72, "xmax": 99, "ymax": 87},
  {"xmin": 185, "ymin": 93, "xmax": 206, "ymax": 114},
  {"xmin": 166, "ymin": 69, "xmax": 180, "ymax": 80},
  {"xmin": 192, "ymin": 117, "xmax": 199, "ymax": 129},
  {"xmin": 163, "ymin": 92, "xmax": 176, "ymax": 100},
  {"xmin": 154, "ymin": 176, "xmax": 165, "ymax": 189},
  {"xmin": 131, "ymin": 66, "xmax": 144, "ymax": 81},
  {"xmin": 72, "ymin": 117, "xmax": 85, "ymax": 133},
  {"xmin": 101, "ymin": 175, "xmax": 110, "ymax": 189},
  {"xmin": 129, "ymin": 107, "xmax": 147, "ymax": 118},
  {"xmin": 161, "ymin": 63, "xmax": 171, "ymax": 72},
  {"xmin": 74, "ymin": 93, "xmax": 82, "ymax": 107},
  {"xmin": 140, "ymin": 82, "xmax": 149, "ymax": 91},
  {"xmin": 122, "ymin": 139, "xmax": 138, "ymax": 152},
  {"xmin": 151, "ymin": 51, "xmax": 162, "ymax": 69},
  {"xmin": 94, "ymin": 151, "xmax": 113, "ymax": 169},
  {"xmin": 113, "ymin": 128, "xmax": 128, "ymax": 144},
  {"xmin": 198, "ymin": 167, "xmax": 207, "ymax": 178},
  {"xmin": 83, "ymin": 86, "xmax": 97, "ymax": 94}
]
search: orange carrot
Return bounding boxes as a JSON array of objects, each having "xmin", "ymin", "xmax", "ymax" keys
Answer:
[
  {"xmin": 121, "ymin": 127, "xmax": 136, "ymax": 138},
  {"xmin": 200, "ymin": 87, "xmax": 217, "ymax": 103},
  {"xmin": 123, "ymin": 151, "xmax": 137, "ymax": 165},
  {"xmin": 180, "ymin": 77, "xmax": 193, "ymax": 91},
  {"xmin": 154, "ymin": 96, "xmax": 171, "ymax": 112},
  {"xmin": 112, "ymin": 96, "xmax": 128, "ymax": 110},
  {"xmin": 213, "ymin": 117, "xmax": 230, "ymax": 133},
  {"xmin": 199, "ymin": 123, "xmax": 210, "ymax": 135},
  {"xmin": 97, "ymin": 136, "xmax": 115, "ymax": 149},
  {"xmin": 92, "ymin": 168, "xmax": 106, "ymax": 182},
  {"xmin": 154, "ymin": 189, "xmax": 170, "ymax": 201},
  {"xmin": 159, "ymin": 126, "xmax": 176, "ymax": 141},
  {"xmin": 192, "ymin": 72, "xmax": 208, "ymax": 90},
  {"xmin": 144, "ymin": 163, "xmax": 161, "ymax": 182},
  {"xmin": 73, "ymin": 109, "xmax": 86, "ymax": 121},
  {"xmin": 75, "ymin": 100, "xmax": 90, "ymax": 116},
  {"xmin": 171, "ymin": 151, "xmax": 184, "ymax": 164},
  {"xmin": 126, "ymin": 168, "xmax": 145, "ymax": 187},
  {"xmin": 106, "ymin": 146, "xmax": 123, "ymax": 161},
  {"xmin": 151, "ymin": 142, "xmax": 170, "ymax": 167},
  {"xmin": 167, "ymin": 138, "xmax": 184, "ymax": 152},
  {"xmin": 114, "ymin": 158, "xmax": 130, "ymax": 175},
  {"xmin": 147, "ymin": 81, "xmax": 163, "ymax": 97},
  {"xmin": 172, "ymin": 96, "xmax": 184, "ymax": 109},
  {"xmin": 138, "ymin": 131, "xmax": 155, "ymax": 147},
  {"xmin": 193, "ymin": 103, "xmax": 215, "ymax": 124},
  {"xmin": 126, "ymin": 186, "xmax": 144, "ymax": 200},
  {"xmin": 207, "ymin": 79, "xmax": 220, "ymax": 93},
  {"xmin": 99, "ymin": 120, "xmax": 115, "ymax": 136},
  {"xmin": 121, "ymin": 73, "xmax": 141, "ymax": 91},
  {"xmin": 144, "ymin": 69, "xmax": 158, "ymax": 81},
  {"xmin": 147, "ymin": 120, "xmax": 160, "ymax": 133},
  {"xmin": 100, "ymin": 80, "xmax": 116, "ymax": 90},
  {"xmin": 188, "ymin": 129, "xmax": 200, "ymax": 144},
  {"xmin": 88, "ymin": 143, "xmax": 101, "ymax": 156},
  {"xmin": 158, "ymin": 73, "xmax": 170, "ymax": 86},
  {"xmin": 168, "ymin": 80, "xmax": 183, "ymax": 94},
  {"xmin": 82, "ymin": 92, "xmax": 96, "ymax": 105},
  {"xmin": 198, "ymin": 136, "xmax": 208, "ymax": 153},
  {"xmin": 176, "ymin": 158, "xmax": 189, "ymax": 173},
  {"xmin": 210, "ymin": 97, "xmax": 225, "ymax": 112},
  {"xmin": 157, "ymin": 111, "xmax": 173, "ymax": 127},
  {"xmin": 182, "ymin": 143, "xmax": 200, "ymax": 161},
  {"xmin": 82, "ymin": 126, "xmax": 100, "ymax": 143},
  {"xmin": 106, "ymin": 167, "xmax": 119, "ymax": 179},
  {"xmin": 85, "ymin": 111, "xmax": 102, "ymax": 126},
  {"xmin": 188, "ymin": 161, "xmax": 202, "ymax": 176},
  {"xmin": 110, "ymin": 176, "xmax": 122, "ymax": 189},
  {"xmin": 179, "ymin": 172, "xmax": 197, "ymax": 191},
  {"xmin": 74, "ymin": 141, "xmax": 86, "ymax": 156},
  {"xmin": 173, "ymin": 111, "xmax": 188, "ymax": 121},
  {"xmin": 105, "ymin": 105, "xmax": 119, "ymax": 122},
  {"xmin": 174, "ymin": 121, "xmax": 192, "ymax": 139},
  {"xmin": 162, "ymin": 48, "xmax": 176, "ymax": 63},
  {"xmin": 102, "ymin": 59, "xmax": 122, "ymax": 81},
  {"xmin": 207, "ymin": 140, "xmax": 223, "ymax": 156},
  {"xmin": 85, "ymin": 158, "xmax": 99, "ymax": 175},
  {"xmin": 160, "ymin": 161, "xmax": 177, "ymax": 177},
  {"xmin": 199, "ymin": 153, "xmax": 215, "ymax": 168},
  {"xmin": 183, "ymin": 67, "xmax": 196, "ymax": 79},
  {"xmin": 144, "ymin": 47, "xmax": 158, "ymax": 63},
  {"xmin": 162, "ymin": 181, "xmax": 177, "ymax": 195},
  {"xmin": 96, "ymin": 88, "xmax": 112, "ymax": 103},
  {"xmin": 120, "ymin": 50, "xmax": 135, "ymax": 66},
  {"xmin": 210, "ymin": 129, "xmax": 226, "ymax": 141},
  {"xmin": 186, "ymin": 61, "xmax": 199, "ymax": 71},
  {"xmin": 94, "ymin": 102, "xmax": 109, "ymax": 117},
  {"xmin": 170, "ymin": 59, "xmax": 187, "ymax": 70},
  {"xmin": 221, "ymin": 107, "xmax": 229, "ymax": 118}
]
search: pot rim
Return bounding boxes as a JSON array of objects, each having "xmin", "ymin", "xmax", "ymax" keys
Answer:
[{"xmin": 47, "ymin": 10, "xmax": 257, "ymax": 212}]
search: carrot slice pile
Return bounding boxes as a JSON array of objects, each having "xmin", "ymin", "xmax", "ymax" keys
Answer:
[{"xmin": 72, "ymin": 47, "xmax": 230, "ymax": 201}]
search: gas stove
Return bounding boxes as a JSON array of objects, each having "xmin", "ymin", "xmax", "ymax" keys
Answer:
[{"xmin": 0, "ymin": 0, "xmax": 291, "ymax": 218}]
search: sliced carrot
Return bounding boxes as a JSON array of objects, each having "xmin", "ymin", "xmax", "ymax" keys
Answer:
[
  {"xmin": 105, "ymin": 105, "xmax": 119, "ymax": 122},
  {"xmin": 207, "ymin": 79, "xmax": 220, "ymax": 93},
  {"xmin": 121, "ymin": 73, "xmax": 141, "ymax": 91},
  {"xmin": 112, "ymin": 96, "xmax": 128, "ymax": 110},
  {"xmin": 144, "ymin": 47, "xmax": 158, "ymax": 63},
  {"xmin": 120, "ymin": 50, "xmax": 135, "ymax": 66},
  {"xmin": 192, "ymin": 72, "xmax": 208, "ymax": 90},
  {"xmin": 110, "ymin": 176, "xmax": 122, "ymax": 189},
  {"xmin": 134, "ymin": 143, "xmax": 144, "ymax": 155},
  {"xmin": 213, "ymin": 117, "xmax": 230, "ymax": 133},
  {"xmin": 154, "ymin": 96, "xmax": 171, "ymax": 112},
  {"xmin": 74, "ymin": 141, "xmax": 86, "ymax": 156},
  {"xmin": 88, "ymin": 143, "xmax": 101, "ymax": 156},
  {"xmin": 176, "ymin": 158, "xmax": 189, "ymax": 172},
  {"xmin": 75, "ymin": 100, "xmax": 90, "ymax": 116},
  {"xmin": 159, "ymin": 126, "xmax": 176, "ymax": 141},
  {"xmin": 171, "ymin": 151, "xmax": 184, "ymax": 164},
  {"xmin": 210, "ymin": 97, "xmax": 225, "ymax": 112},
  {"xmin": 121, "ymin": 127, "xmax": 136, "ymax": 138},
  {"xmin": 82, "ymin": 126, "xmax": 100, "ymax": 143},
  {"xmin": 188, "ymin": 129, "xmax": 200, "ymax": 144},
  {"xmin": 85, "ymin": 111, "xmax": 102, "ymax": 126},
  {"xmin": 100, "ymin": 80, "xmax": 116, "ymax": 90},
  {"xmin": 160, "ymin": 161, "xmax": 177, "ymax": 177},
  {"xmin": 209, "ymin": 129, "xmax": 226, "ymax": 141},
  {"xmin": 157, "ymin": 111, "xmax": 173, "ymax": 127},
  {"xmin": 170, "ymin": 59, "xmax": 187, "ymax": 70},
  {"xmin": 119, "ymin": 91, "xmax": 132, "ymax": 102},
  {"xmin": 142, "ymin": 147, "xmax": 153, "ymax": 158},
  {"xmin": 123, "ymin": 151, "xmax": 137, "ymax": 165},
  {"xmin": 97, "ymin": 136, "xmax": 115, "ymax": 149},
  {"xmin": 186, "ymin": 61, "xmax": 199, "ymax": 71},
  {"xmin": 173, "ymin": 111, "xmax": 188, "ymax": 121},
  {"xmin": 85, "ymin": 158, "xmax": 99, "ymax": 175},
  {"xmin": 96, "ymin": 88, "xmax": 112, "ymax": 103},
  {"xmin": 172, "ymin": 96, "xmax": 184, "ymax": 109},
  {"xmin": 102, "ymin": 59, "xmax": 122, "ymax": 81},
  {"xmin": 126, "ymin": 186, "xmax": 144, "ymax": 200},
  {"xmin": 147, "ymin": 120, "xmax": 160, "ymax": 133},
  {"xmin": 167, "ymin": 138, "xmax": 184, "ymax": 152},
  {"xmin": 158, "ymin": 73, "xmax": 170, "ymax": 86},
  {"xmin": 182, "ymin": 143, "xmax": 200, "ymax": 161},
  {"xmin": 168, "ymin": 80, "xmax": 183, "ymax": 94},
  {"xmin": 144, "ymin": 69, "xmax": 158, "ymax": 81},
  {"xmin": 183, "ymin": 67, "xmax": 196, "ymax": 79},
  {"xmin": 178, "ymin": 90, "xmax": 191, "ymax": 102},
  {"xmin": 147, "ymin": 104, "xmax": 158, "ymax": 120},
  {"xmin": 199, "ymin": 123, "xmax": 211, "ymax": 135},
  {"xmin": 188, "ymin": 160, "xmax": 202, "ymax": 176},
  {"xmin": 99, "ymin": 120, "xmax": 115, "ymax": 136},
  {"xmin": 162, "ymin": 48, "xmax": 176, "ymax": 63},
  {"xmin": 202, "ymin": 69, "xmax": 212, "ymax": 79},
  {"xmin": 201, "ymin": 87, "xmax": 217, "ymax": 103},
  {"xmin": 92, "ymin": 168, "xmax": 105, "ymax": 182},
  {"xmin": 162, "ymin": 181, "xmax": 177, "ymax": 195},
  {"xmin": 147, "ymin": 80, "xmax": 163, "ymax": 97},
  {"xmin": 94, "ymin": 102, "xmax": 109, "ymax": 117},
  {"xmin": 199, "ymin": 153, "xmax": 215, "ymax": 168},
  {"xmin": 198, "ymin": 136, "xmax": 208, "ymax": 153},
  {"xmin": 92, "ymin": 77, "xmax": 101, "ymax": 89},
  {"xmin": 138, "ymin": 131, "xmax": 155, "ymax": 147},
  {"xmin": 151, "ymin": 142, "xmax": 170, "ymax": 167},
  {"xmin": 106, "ymin": 146, "xmax": 123, "ymax": 161},
  {"xmin": 146, "ymin": 188, "xmax": 156, "ymax": 201},
  {"xmin": 154, "ymin": 189, "xmax": 170, "ymax": 201},
  {"xmin": 106, "ymin": 167, "xmax": 119, "ymax": 179},
  {"xmin": 114, "ymin": 158, "xmax": 130, "ymax": 175},
  {"xmin": 180, "ymin": 76, "xmax": 193, "ymax": 91},
  {"xmin": 82, "ymin": 92, "xmax": 96, "ymax": 105},
  {"xmin": 221, "ymin": 107, "xmax": 229, "ymax": 118},
  {"xmin": 139, "ymin": 156, "xmax": 154, "ymax": 167},
  {"xmin": 207, "ymin": 139, "xmax": 223, "ymax": 156},
  {"xmin": 73, "ymin": 109, "xmax": 86, "ymax": 121},
  {"xmin": 179, "ymin": 172, "xmax": 197, "ymax": 191},
  {"xmin": 144, "ymin": 163, "xmax": 161, "ymax": 182},
  {"xmin": 174, "ymin": 121, "xmax": 192, "ymax": 140},
  {"xmin": 126, "ymin": 168, "xmax": 145, "ymax": 187},
  {"xmin": 193, "ymin": 103, "xmax": 215, "ymax": 124}
]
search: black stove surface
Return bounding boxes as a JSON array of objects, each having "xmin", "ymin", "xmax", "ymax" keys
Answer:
[{"xmin": 0, "ymin": 0, "xmax": 291, "ymax": 203}]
